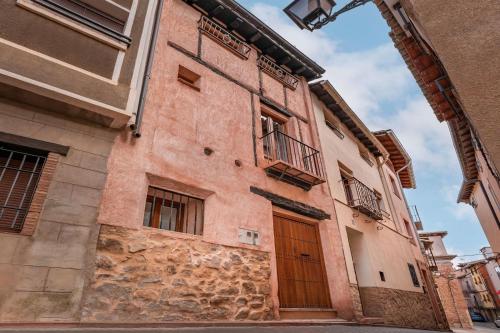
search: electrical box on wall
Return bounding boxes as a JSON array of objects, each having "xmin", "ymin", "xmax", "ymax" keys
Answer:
[{"xmin": 238, "ymin": 228, "xmax": 260, "ymax": 246}]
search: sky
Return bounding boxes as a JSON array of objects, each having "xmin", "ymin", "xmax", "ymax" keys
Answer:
[{"xmin": 238, "ymin": 0, "xmax": 490, "ymax": 264}]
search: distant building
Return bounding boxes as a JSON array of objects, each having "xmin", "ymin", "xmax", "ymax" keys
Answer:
[
  {"xmin": 376, "ymin": 0, "xmax": 500, "ymax": 253},
  {"xmin": 458, "ymin": 255, "xmax": 499, "ymax": 322},
  {"xmin": 479, "ymin": 247, "xmax": 500, "ymax": 309},
  {"xmin": 419, "ymin": 231, "xmax": 472, "ymax": 329}
]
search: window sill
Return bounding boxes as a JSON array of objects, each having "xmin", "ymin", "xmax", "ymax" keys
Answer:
[
  {"xmin": 142, "ymin": 226, "xmax": 203, "ymax": 240},
  {"xmin": 17, "ymin": 0, "xmax": 129, "ymax": 51},
  {"xmin": 178, "ymin": 77, "xmax": 201, "ymax": 92}
]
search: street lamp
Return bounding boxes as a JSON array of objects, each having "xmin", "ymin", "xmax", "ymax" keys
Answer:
[{"xmin": 284, "ymin": 0, "xmax": 372, "ymax": 31}]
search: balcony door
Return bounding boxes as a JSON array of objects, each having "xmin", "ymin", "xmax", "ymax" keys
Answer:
[
  {"xmin": 273, "ymin": 213, "xmax": 332, "ymax": 308},
  {"xmin": 261, "ymin": 112, "xmax": 288, "ymax": 162}
]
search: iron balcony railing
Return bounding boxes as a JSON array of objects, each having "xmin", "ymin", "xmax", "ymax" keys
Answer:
[
  {"xmin": 342, "ymin": 177, "xmax": 383, "ymax": 220},
  {"xmin": 261, "ymin": 130, "xmax": 325, "ymax": 189},
  {"xmin": 425, "ymin": 247, "xmax": 438, "ymax": 272}
]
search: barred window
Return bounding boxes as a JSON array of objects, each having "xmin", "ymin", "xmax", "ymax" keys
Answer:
[
  {"xmin": 143, "ymin": 187, "xmax": 204, "ymax": 235},
  {"xmin": 0, "ymin": 143, "xmax": 47, "ymax": 233},
  {"xmin": 408, "ymin": 263, "xmax": 420, "ymax": 287}
]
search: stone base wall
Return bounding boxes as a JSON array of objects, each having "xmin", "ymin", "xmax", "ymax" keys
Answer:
[
  {"xmin": 359, "ymin": 287, "xmax": 439, "ymax": 330},
  {"xmin": 350, "ymin": 284, "xmax": 364, "ymax": 319},
  {"xmin": 81, "ymin": 225, "xmax": 274, "ymax": 322}
]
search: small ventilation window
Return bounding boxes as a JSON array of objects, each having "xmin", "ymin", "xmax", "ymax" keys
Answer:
[
  {"xmin": 325, "ymin": 119, "xmax": 344, "ymax": 139},
  {"xmin": 379, "ymin": 271, "xmax": 386, "ymax": 282},
  {"xmin": 178, "ymin": 65, "xmax": 201, "ymax": 91}
]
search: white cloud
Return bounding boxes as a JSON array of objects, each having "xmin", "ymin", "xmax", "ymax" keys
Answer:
[{"xmin": 442, "ymin": 184, "xmax": 478, "ymax": 222}]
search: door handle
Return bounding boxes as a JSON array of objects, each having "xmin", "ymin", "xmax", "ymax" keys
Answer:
[{"xmin": 300, "ymin": 253, "xmax": 310, "ymax": 257}]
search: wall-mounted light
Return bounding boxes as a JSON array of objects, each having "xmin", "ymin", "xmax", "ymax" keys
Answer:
[{"xmin": 284, "ymin": 0, "xmax": 372, "ymax": 31}]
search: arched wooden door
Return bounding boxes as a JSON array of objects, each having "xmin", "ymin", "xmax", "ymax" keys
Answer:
[{"xmin": 273, "ymin": 214, "xmax": 332, "ymax": 308}]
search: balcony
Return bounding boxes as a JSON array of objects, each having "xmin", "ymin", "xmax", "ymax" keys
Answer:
[
  {"xmin": 342, "ymin": 177, "xmax": 383, "ymax": 220},
  {"xmin": 261, "ymin": 130, "xmax": 325, "ymax": 190},
  {"xmin": 422, "ymin": 240, "xmax": 438, "ymax": 272}
]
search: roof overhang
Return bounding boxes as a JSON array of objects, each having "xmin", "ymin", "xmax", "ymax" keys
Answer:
[
  {"xmin": 448, "ymin": 117, "xmax": 479, "ymax": 203},
  {"xmin": 373, "ymin": 129, "xmax": 416, "ymax": 189},
  {"xmin": 419, "ymin": 230, "xmax": 448, "ymax": 237},
  {"xmin": 183, "ymin": 0, "xmax": 325, "ymax": 81},
  {"xmin": 309, "ymin": 80, "xmax": 387, "ymax": 159}
]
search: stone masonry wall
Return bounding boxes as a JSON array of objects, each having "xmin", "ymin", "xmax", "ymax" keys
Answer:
[
  {"xmin": 350, "ymin": 284, "xmax": 364, "ymax": 319},
  {"xmin": 81, "ymin": 225, "xmax": 274, "ymax": 322},
  {"xmin": 359, "ymin": 287, "xmax": 438, "ymax": 330},
  {"xmin": 0, "ymin": 98, "xmax": 116, "ymax": 322}
]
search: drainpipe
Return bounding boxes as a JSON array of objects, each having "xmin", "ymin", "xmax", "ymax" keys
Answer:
[
  {"xmin": 377, "ymin": 156, "xmax": 402, "ymax": 233},
  {"xmin": 130, "ymin": 0, "xmax": 165, "ymax": 138}
]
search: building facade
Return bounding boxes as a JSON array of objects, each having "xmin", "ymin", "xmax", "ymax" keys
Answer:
[
  {"xmin": 0, "ymin": 0, "xmax": 160, "ymax": 322},
  {"xmin": 376, "ymin": 0, "xmax": 500, "ymax": 253},
  {"xmin": 0, "ymin": 0, "xmax": 450, "ymax": 327},
  {"xmin": 80, "ymin": 0, "xmax": 356, "ymax": 323},
  {"xmin": 419, "ymin": 231, "xmax": 473, "ymax": 329},
  {"xmin": 310, "ymin": 81, "xmax": 445, "ymax": 330}
]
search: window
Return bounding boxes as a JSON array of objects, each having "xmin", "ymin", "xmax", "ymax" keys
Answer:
[
  {"xmin": 408, "ymin": 263, "xmax": 420, "ymax": 287},
  {"xmin": 374, "ymin": 190, "xmax": 385, "ymax": 212},
  {"xmin": 0, "ymin": 143, "xmax": 47, "ymax": 233},
  {"xmin": 33, "ymin": 0, "xmax": 130, "ymax": 44},
  {"xmin": 404, "ymin": 219, "xmax": 416, "ymax": 244},
  {"xmin": 379, "ymin": 271, "xmax": 386, "ymax": 282},
  {"xmin": 487, "ymin": 181, "xmax": 500, "ymax": 211},
  {"xmin": 178, "ymin": 65, "xmax": 201, "ymax": 91},
  {"xmin": 261, "ymin": 111, "xmax": 286, "ymax": 160},
  {"xmin": 358, "ymin": 145, "xmax": 373, "ymax": 167},
  {"xmin": 495, "ymin": 265, "xmax": 500, "ymax": 279},
  {"xmin": 390, "ymin": 176, "xmax": 401, "ymax": 199},
  {"xmin": 339, "ymin": 163, "xmax": 354, "ymax": 205},
  {"xmin": 325, "ymin": 119, "xmax": 344, "ymax": 139},
  {"xmin": 143, "ymin": 187, "xmax": 204, "ymax": 235}
]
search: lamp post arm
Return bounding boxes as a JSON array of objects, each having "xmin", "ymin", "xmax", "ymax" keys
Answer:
[{"xmin": 313, "ymin": 0, "xmax": 373, "ymax": 30}]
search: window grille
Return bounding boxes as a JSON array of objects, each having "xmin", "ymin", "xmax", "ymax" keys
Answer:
[
  {"xmin": 143, "ymin": 187, "xmax": 204, "ymax": 235},
  {"xmin": 33, "ymin": 0, "xmax": 130, "ymax": 44},
  {"xmin": 199, "ymin": 16, "xmax": 251, "ymax": 59},
  {"xmin": 408, "ymin": 263, "xmax": 420, "ymax": 287},
  {"xmin": 257, "ymin": 55, "xmax": 299, "ymax": 90},
  {"xmin": 0, "ymin": 144, "xmax": 47, "ymax": 232}
]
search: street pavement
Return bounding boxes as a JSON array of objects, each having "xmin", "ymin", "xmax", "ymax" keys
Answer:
[
  {"xmin": 0, "ymin": 323, "xmax": 498, "ymax": 333},
  {"xmin": 0, "ymin": 325, "xmax": 447, "ymax": 333}
]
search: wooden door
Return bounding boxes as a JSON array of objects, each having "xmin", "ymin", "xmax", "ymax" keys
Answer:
[{"xmin": 274, "ymin": 214, "xmax": 332, "ymax": 308}]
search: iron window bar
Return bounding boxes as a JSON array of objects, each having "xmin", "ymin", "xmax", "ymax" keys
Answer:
[
  {"xmin": 260, "ymin": 129, "xmax": 325, "ymax": 181},
  {"xmin": 33, "ymin": 0, "xmax": 132, "ymax": 45},
  {"xmin": 0, "ymin": 145, "xmax": 46, "ymax": 232},
  {"xmin": 342, "ymin": 177, "xmax": 383, "ymax": 220},
  {"xmin": 143, "ymin": 186, "xmax": 204, "ymax": 236},
  {"xmin": 257, "ymin": 55, "xmax": 299, "ymax": 90},
  {"xmin": 199, "ymin": 16, "xmax": 251, "ymax": 59}
]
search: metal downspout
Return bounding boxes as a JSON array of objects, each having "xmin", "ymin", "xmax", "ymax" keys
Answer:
[{"xmin": 130, "ymin": 0, "xmax": 165, "ymax": 137}]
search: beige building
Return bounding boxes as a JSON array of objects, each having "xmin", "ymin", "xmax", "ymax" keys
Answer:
[
  {"xmin": 310, "ymin": 81, "xmax": 446, "ymax": 329},
  {"xmin": 419, "ymin": 231, "xmax": 473, "ymax": 329},
  {"xmin": 459, "ymin": 260, "xmax": 498, "ymax": 322},
  {"xmin": 0, "ymin": 0, "xmax": 159, "ymax": 322},
  {"xmin": 375, "ymin": 0, "xmax": 500, "ymax": 253}
]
